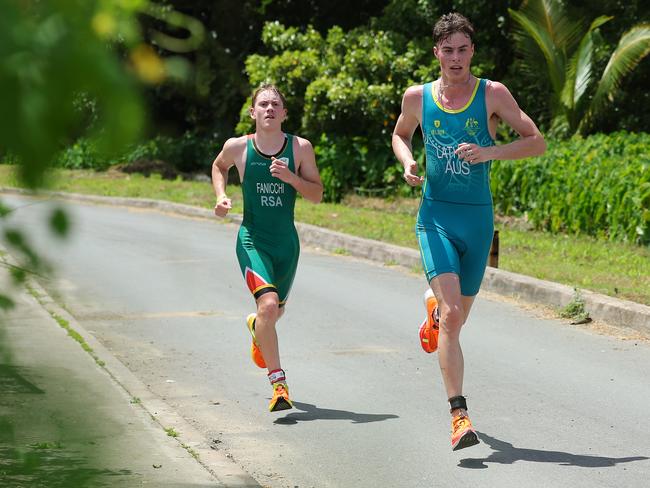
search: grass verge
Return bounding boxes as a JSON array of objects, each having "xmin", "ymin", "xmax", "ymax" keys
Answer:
[
  {"xmin": 25, "ymin": 281, "xmax": 106, "ymax": 366},
  {"xmin": 2, "ymin": 166, "xmax": 648, "ymax": 305}
]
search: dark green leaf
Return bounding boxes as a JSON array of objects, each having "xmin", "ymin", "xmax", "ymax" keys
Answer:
[
  {"xmin": 0, "ymin": 294, "xmax": 15, "ymax": 311},
  {"xmin": 49, "ymin": 208, "xmax": 69, "ymax": 238}
]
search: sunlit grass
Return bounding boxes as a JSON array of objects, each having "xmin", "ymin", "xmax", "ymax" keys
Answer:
[
  {"xmin": 2, "ymin": 165, "xmax": 648, "ymax": 305},
  {"xmin": 496, "ymin": 226, "xmax": 650, "ymax": 305}
]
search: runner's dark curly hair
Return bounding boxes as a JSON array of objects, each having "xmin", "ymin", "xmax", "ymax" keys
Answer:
[{"xmin": 433, "ymin": 13, "xmax": 474, "ymax": 45}]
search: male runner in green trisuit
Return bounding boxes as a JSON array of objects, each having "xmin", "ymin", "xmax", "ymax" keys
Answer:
[
  {"xmin": 212, "ymin": 84, "xmax": 323, "ymax": 411},
  {"xmin": 392, "ymin": 13, "xmax": 545, "ymax": 450}
]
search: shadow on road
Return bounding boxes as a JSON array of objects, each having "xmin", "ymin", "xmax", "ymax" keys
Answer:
[
  {"xmin": 273, "ymin": 401, "xmax": 399, "ymax": 425},
  {"xmin": 458, "ymin": 432, "xmax": 649, "ymax": 469},
  {"xmin": 0, "ymin": 443, "xmax": 132, "ymax": 488},
  {"xmin": 0, "ymin": 361, "xmax": 133, "ymax": 488}
]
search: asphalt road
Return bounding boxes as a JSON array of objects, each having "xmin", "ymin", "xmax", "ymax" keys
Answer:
[{"xmin": 5, "ymin": 195, "xmax": 650, "ymax": 488}]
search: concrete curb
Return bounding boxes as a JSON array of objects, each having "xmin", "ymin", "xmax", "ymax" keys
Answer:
[{"xmin": 3, "ymin": 187, "xmax": 649, "ymax": 335}]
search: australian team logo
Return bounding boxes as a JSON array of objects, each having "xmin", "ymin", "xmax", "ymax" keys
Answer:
[
  {"xmin": 464, "ymin": 117, "xmax": 479, "ymax": 136},
  {"xmin": 430, "ymin": 119, "xmax": 445, "ymax": 136}
]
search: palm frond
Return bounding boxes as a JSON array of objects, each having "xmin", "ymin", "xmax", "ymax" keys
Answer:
[
  {"xmin": 509, "ymin": 7, "xmax": 565, "ymax": 96},
  {"xmin": 582, "ymin": 24, "xmax": 650, "ymax": 130},
  {"xmin": 562, "ymin": 33, "xmax": 592, "ymax": 113},
  {"xmin": 562, "ymin": 16, "xmax": 612, "ymax": 111},
  {"xmin": 536, "ymin": 0, "xmax": 584, "ymax": 53},
  {"xmin": 588, "ymin": 15, "xmax": 613, "ymax": 33}
]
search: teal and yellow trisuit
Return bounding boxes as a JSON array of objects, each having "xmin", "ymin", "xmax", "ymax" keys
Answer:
[
  {"xmin": 236, "ymin": 133, "xmax": 299, "ymax": 306},
  {"xmin": 417, "ymin": 78, "xmax": 495, "ymax": 296}
]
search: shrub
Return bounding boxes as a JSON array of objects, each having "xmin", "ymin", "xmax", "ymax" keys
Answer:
[
  {"xmin": 0, "ymin": 151, "xmax": 19, "ymax": 165},
  {"xmin": 492, "ymin": 131, "xmax": 650, "ymax": 245},
  {"xmin": 118, "ymin": 131, "xmax": 218, "ymax": 174},
  {"xmin": 55, "ymin": 138, "xmax": 109, "ymax": 171}
]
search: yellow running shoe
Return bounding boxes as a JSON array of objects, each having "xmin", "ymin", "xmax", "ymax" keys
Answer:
[
  {"xmin": 451, "ymin": 413, "xmax": 479, "ymax": 451},
  {"xmin": 419, "ymin": 289, "xmax": 440, "ymax": 353},
  {"xmin": 246, "ymin": 313, "xmax": 266, "ymax": 369},
  {"xmin": 269, "ymin": 382, "xmax": 293, "ymax": 412}
]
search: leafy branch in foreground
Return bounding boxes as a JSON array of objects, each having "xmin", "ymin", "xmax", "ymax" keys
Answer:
[{"xmin": 0, "ymin": 1, "xmax": 204, "ymax": 302}]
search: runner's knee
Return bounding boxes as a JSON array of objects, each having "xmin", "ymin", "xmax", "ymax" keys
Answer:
[
  {"xmin": 257, "ymin": 294, "xmax": 280, "ymax": 323},
  {"xmin": 440, "ymin": 305, "xmax": 464, "ymax": 333}
]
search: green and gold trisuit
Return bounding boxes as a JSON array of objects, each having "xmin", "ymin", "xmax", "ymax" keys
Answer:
[{"xmin": 236, "ymin": 133, "xmax": 299, "ymax": 305}]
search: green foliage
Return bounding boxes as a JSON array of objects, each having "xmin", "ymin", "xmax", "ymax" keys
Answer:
[
  {"xmin": 240, "ymin": 22, "xmax": 437, "ymax": 200},
  {"xmin": 0, "ymin": 0, "xmax": 205, "ymax": 182},
  {"xmin": 583, "ymin": 24, "xmax": 650, "ymax": 132},
  {"xmin": 0, "ymin": 1, "xmax": 203, "ymax": 309},
  {"xmin": 49, "ymin": 207, "xmax": 70, "ymax": 239},
  {"xmin": 559, "ymin": 289, "xmax": 590, "ymax": 323},
  {"xmin": 119, "ymin": 131, "xmax": 218, "ymax": 173},
  {"xmin": 509, "ymin": 0, "xmax": 650, "ymax": 137},
  {"xmin": 56, "ymin": 138, "xmax": 110, "ymax": 171},
  {"xmin": 492, "ymin": 131, "xmax": 650, "ymax": 245},
  {"xmin": 0, "ymin": 295, "xmax": 15, "ymax": 311},
  {"xmin": 0, "ymin": 1, "xmax": 147, "ymax": 189},
  {"xmin": 90, "ymin": 0, "xmax": 648, "ymax": 152},
  {"xmin": 0, "ymin": 1, "xmax": 145, "ymax": 301},
  {"xmin": 0, "ymin": 152, "xmax": 20, "ymax": 165},
  {"xmin": 137, "ymin": 0, "xmax": 392, "ymax": 138}
]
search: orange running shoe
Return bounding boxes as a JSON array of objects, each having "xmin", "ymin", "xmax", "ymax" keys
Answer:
[
  {"xmin": 269, "ymin": 382, "xmax": 293, "ymax": 412},
  {"xmin": 419, "ymin": 289, "xmax": 440, "ymax": 353},
  {"xmin": 451, "ymin": 414, "xmax": 480, "ymax": 451},
  {"xmin": 246, "ymin": 313, "xmax": 266, "ymax": 369}
]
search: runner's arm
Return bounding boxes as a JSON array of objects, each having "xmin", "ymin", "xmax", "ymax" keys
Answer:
[
  {"xmin": 392, "ymin": 86, "xmax": 424, "ymax": 186},
  {"xmin": 211, "ymin": 138, "xmax": 238, "ymax": 216},
  {"xmin": 286, "ymin": 138, "xmax": 323, "ymax": 203},
  {"xmin": 484, "ymin": 82, "xmax": 546, "ymax": 160}
]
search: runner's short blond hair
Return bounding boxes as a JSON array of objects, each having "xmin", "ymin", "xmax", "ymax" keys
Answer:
[{"xmin": 251, "ymin": 83, "xmax": 287, "ymax": 108}]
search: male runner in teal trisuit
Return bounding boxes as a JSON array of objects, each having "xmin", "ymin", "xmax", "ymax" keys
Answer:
[
  {"xmin": 212, "ymin": 84, "xmax": 323, "ymax": 412},
  {"xmin": 392, "ymin": 13, "xmax": 545, "ymax": 450}
]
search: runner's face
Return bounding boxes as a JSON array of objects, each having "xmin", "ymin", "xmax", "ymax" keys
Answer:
[
  {"xmin": 250, "ymin": 90, "xmax": 287, "ymax": 129},
  {"xmin": 434, "ymin": 32, "xmax": 474, "ymax": 81}
]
